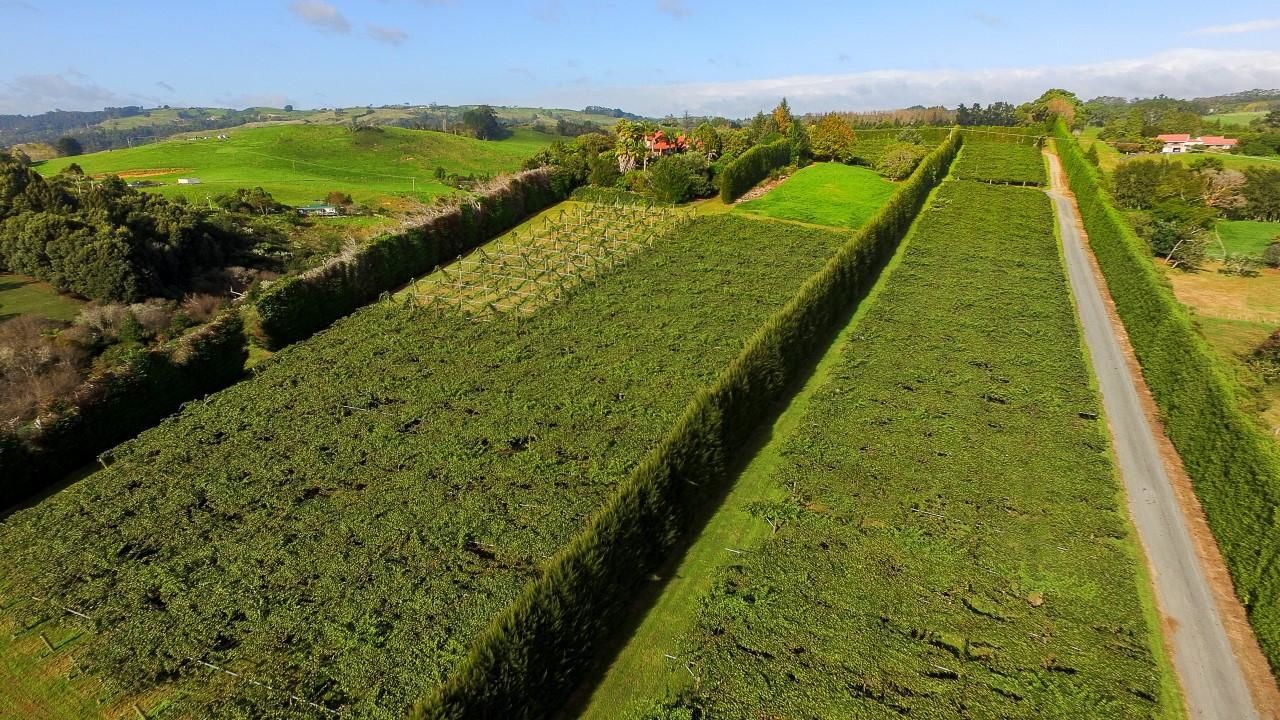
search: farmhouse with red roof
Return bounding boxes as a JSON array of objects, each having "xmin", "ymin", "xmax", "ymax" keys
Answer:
[
  {"xmin": 644, "ymin": 130, "xmax": 688, "ymax": 156},
  {"xmin": 1156, "ymin": 133, "xmax": 1238, "ymax": 154}
]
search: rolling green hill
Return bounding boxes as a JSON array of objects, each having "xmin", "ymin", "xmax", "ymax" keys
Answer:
[{"xmin": 36, "ymin": 125, "xmax": 559, "ymax": 206}]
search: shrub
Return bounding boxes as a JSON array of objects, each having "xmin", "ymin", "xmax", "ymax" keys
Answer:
[
  {"xmin": 648, "ymin": 154, "xmax": 712, "ymax": 204},
  {"xmin": 876, "ymin": 141, "xmax": 929, "ymax": 179},
  {"xmin": 718, "ymin": 139, "xmax": 790, "ymax": 202},
  {"xmin": 1262, "ymin": 241, "xmax": 1280, "ymax": 268}
]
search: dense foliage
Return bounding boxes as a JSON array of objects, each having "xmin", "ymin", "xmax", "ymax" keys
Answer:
[
  {"xmin": 658, "ymin": 178, "xmax": 1167, "ymax": 718},
  {"xmin": 247, "ymin": 169, "xmax": 568, "ymax": 349},
  {"xmin": 718, "ymin": 139, "xmax": 790, "ymax": 202},
  {"xmin": 0, "ymin": 212, "xmax": 846, "ymax": 718},
  {"xmin": 0, "ymin": 309, "xmax": 246, "ymax": 507},
  {"xmin": 1054, "ymin": 121, "xmax": 1280, "ymax": 673},
  {"xmin": 0, "ymin": 154, "xmax": 271, "ymax": 302},
  {"xmin": 953, "ymin": 139, "xmax": 1047, "ymax": 185},
  {"xmin": 414, "ymin": 129, "xmax": 962, "ymax": 720}
]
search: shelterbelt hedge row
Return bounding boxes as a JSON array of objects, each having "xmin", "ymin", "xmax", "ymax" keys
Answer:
[
  {"xmin": 412, "ymin": 128, "xmax": 963, "ymax": 720},
  {"xmin": 0, "ymin": 214, "xmax": 848, "ymax": 718},
  {"xmin": 247, "ymin": 168, "xmax": 567, "ymax": 349},
  {"xmin": 718, "ymin": 139, "xmax": 790, "ymax": 202},
  {"xmin": 1053, "ymin": 120, "xmax": 1280, "ymax": 671},
  {"xmin": 0, "ymin": 309, "xmax": 245, "ymax": 508}
]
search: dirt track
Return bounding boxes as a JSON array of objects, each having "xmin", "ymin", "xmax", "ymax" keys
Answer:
[{"xmin": 1045, "ymin": 149, "xmax": 1276, "ymax": 720}]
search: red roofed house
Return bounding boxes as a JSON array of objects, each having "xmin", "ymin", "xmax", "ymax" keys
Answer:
[
  {"xmin": 1157, "ymin": 133, "xmax": 1238, "ymax": 154},
  {"xmin": 644, "ymin": 130, "xmax": 688, "ymax": 157},
  {"xmin": 1198, "ymin": 136, "xmax": 1239, "ymax": 151}
]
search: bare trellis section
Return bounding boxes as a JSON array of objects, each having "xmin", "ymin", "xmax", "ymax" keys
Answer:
[{"xmin": 400, "ymin": 200, "xmax": 692, "ymax": 319}]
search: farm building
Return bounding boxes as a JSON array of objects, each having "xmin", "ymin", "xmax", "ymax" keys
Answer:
[
  {"xmin": 298, "ymin": 203, "xmax": 339, "ymax": 217},
  {"xmin": 176, "ymin": 177, "xmax": 201, "ymax": 184},
  {"xmin": 644, "ymin": 130, "xmax": 688, "ymax": 157},
  {"xmin": 1156, "ymin": 134, "xmax": 1238, "ymax": 153}
]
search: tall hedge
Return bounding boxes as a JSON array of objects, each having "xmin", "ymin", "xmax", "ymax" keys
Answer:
[
  {"xmin": 411, "ymin": 128, "xmax": 963, "ymax": 720},
  {"xmin": 1052, "ymin": 121, "xmax": 1280, "ymax": 671},
  {"xmin": 719, "ymin": 139, "xmax": 791, "ymax": 202},
  {"xmin": 0, "ymin": 309, "xmax": 247, "ymax": 509},
  {"xmin": 247, "ymin": 169, "xmax": 568, "ymax": 349}
]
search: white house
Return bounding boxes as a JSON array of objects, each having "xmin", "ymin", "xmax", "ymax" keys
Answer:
[
  {"xmin": 1156, "ymin": 133, "xmax": 1238, "ymax": 153},
  {"xmin": 176, "ymin": 177, "xmax": 201, "ymax": 184}
]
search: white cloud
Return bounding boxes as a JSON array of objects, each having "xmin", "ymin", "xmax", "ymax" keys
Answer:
[
  {"xmin": 1190, "ymin": 18, "xmax": 1280, "ymax": 35},
  {"xmin": 289, "ymin": 0, "xmax": 350, "ymax": 33},
  {"xmin": 527, "ymin": 48, "xmax": 1280, "ymax": 118},
  {"xmin": 368, "ymin": 23, "xmax": 408, "ymax": 44},
  {"xmin": 656, "ymin": 0, "xmax": 690, "ymax": 18},
  {"xmin": 0, "ymin": 72, "xmax": 130, "ymax": 114}
]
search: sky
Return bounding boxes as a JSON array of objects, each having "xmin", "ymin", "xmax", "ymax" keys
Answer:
[{"xmin": 2, "ymin": 0, "xmax": 1280, "ymax": 118}]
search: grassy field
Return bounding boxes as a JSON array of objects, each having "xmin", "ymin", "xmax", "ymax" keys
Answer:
[
  {"xmin": 0, "ymin": 212, "xmax": 848, "ymax": 718},
  {"xmin": 0, "ymin": 273, "xmax": 85, "ymax": 322},
  {"xmin": 36, "ymin": 125, "xmax": 558, "ymax": 207},
  {"xmin": 1214, "ymin": 219, "xmax": 1280, "ymax": 257},
  {"xmin": 1203, "ymin": 111, "xmax": 1266, "ymax": 127},
  {"xmin": 1163, "ymin": 260, "xmax": 1280, "ymax": 436},
  {"xmin": 1079, "ymin": 127, "xmax": 1123, "ymax": 173},
  {"xmin": 641, "ymin": 179, "xmax": 1173, "ymax": 718},
  {"xmin": 735, "ymin": 163, "xmax": 896, "ymax": 228}
]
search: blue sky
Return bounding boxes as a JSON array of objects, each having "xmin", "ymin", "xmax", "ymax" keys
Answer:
[{"xmin": 2, "ymin": 0, "xmax": 1280, "ymax": 117}]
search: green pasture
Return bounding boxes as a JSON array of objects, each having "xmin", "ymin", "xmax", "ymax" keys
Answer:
[
  {"xmin": 735, "ymin": 163, "xmax": 896, "ymax": 228},
  {"xmin": 0, "ymin": 273, "xmax": 84, "ymax": 322},
  {"xmin": 1214, "ymin": 220, "xmax": 1280, "ymax": 257},
  {"xmin": 36, "ymin": 125, "xmax": 559, "ymax": 206},
  {"xmin": 1203, "ymin": 111, "xmax": 1266, "ymax": 127}
]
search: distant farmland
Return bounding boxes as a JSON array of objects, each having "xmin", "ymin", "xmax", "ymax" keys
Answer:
[{"xmin": 36, "ymin": 125, "xmax": 559, "ymax": 206}]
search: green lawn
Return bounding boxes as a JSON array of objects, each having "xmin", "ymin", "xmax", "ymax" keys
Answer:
[
  {"xmin": 1215, "ymin": 219, "xmax": 1280, "ymax": 257},
  {"xmin": 1203, "ymin": 111, "xmax": 1266, "ymax": 127},
  {"xmin": 0, "ymin": 273, "xmax": 85, "ymax": 322},
  {"xmin": 36, "ymin": 125, "xmax": 559, "ymax": 207},
  {"xmin": 735, "ymin": 163, "xmax": 896, "ymax": 228}
]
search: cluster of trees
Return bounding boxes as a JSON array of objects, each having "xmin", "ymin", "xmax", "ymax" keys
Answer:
[
  {"xmin": 955, "ymin": 102, "xmax": 1019, "ymax": 126},
  {"xmin": 0, "ymin": 294, "xmax": 229, "ymax": 425},
  {"xmin": 1109, "ymin": 154, "xmax": 1280, "ymax": 267},
  {"xmin": 0, "ymin": 152, "xmax": 280, "ymax": 302},
  {"xmin": 528, "ymin": 98, "xmax": 952, "ymax": 205},
  {"xmin": 460, "ymin": 105, "xmax": 508, "ymax": 140}
]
